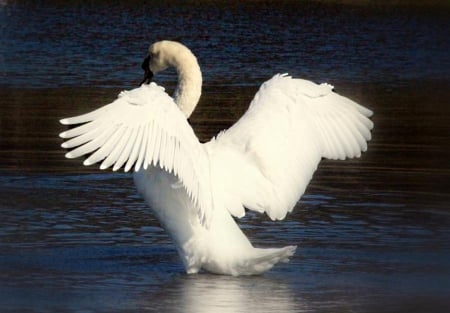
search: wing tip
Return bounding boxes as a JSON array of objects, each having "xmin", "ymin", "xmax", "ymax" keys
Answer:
[
  {"xmin": 360, "ymin": 106, "xmax": 374, "ymax": 118},
  {"xmin": 124, "ymin": 163, "xmax": 133, "ymax": 172},
  {"xmin": 83, "ymin": 159, "xmax": 92, "ymax": 166},
  {"xmin": 60, "ymin": 118, "xmax": 70, "ymax": 125}
]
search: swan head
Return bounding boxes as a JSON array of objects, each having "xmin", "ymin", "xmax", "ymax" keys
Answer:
[
  {"xmin": 140, "ymin": 40, "xmax": 202, "ymax": 118},
  {"xmin": 141, "ymin": 41, "xmax": 196, "ymax": 83},
  {"xmin": 140, "ymin": 41, "xmax": 172, "ymax": 85}
]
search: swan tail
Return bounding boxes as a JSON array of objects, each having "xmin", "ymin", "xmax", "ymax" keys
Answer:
[{"xmin": 234, "ymin": 245, "xmax": 297, "ymax": 276}]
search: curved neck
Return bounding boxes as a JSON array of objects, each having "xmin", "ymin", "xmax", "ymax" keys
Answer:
[{"xmin": 171, "ymin": 49, "xmax": 202, "ymax": 118}]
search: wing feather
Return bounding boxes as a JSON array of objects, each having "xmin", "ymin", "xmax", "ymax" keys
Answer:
[
  {"xmin": 135, "ymin": 123, "xmax": 148, "ymax": 172},
  {"xmin": 114, "ymin": 126, "xmax": 138, "ymax": 171},
  {"xmin": 341, "ymin": 114, "xmax": 367, "ymax": 153},
  {"xmin": 334, "ymin": 117, "xmax": 359, "ymax": 158},
  {"xmin": 65, "ymin": 124, "xmax": 117, "ymax": 159},
  {"xmin": 166, "ymin": 137, "xmax": 176, "ymax": 173},
  {"xmin": 59, "ymin": 104, "xmax": 112, "ymax": 125},
  {"xmin": 59, "ymin": 119, "xmax": 103, "ymax": 139},
  {"xmin": 144, "ymin": 122, "xmax": 156, "ymax": 169},
  {"xmin": 327, "ymin": 117, "xmax": 351, "ymax": 160},
  {"xmin": 173, "ymin": 141, "xmax": 181, "ymax": 177},
  {"xmin": 312, "ymin": 114, "xmax": 335, "ymax": 156},
  {"xmin": 59, "ymin": 83, "xmax": 213, "ymax": 226},
  {"xmin": 210, "ymin": 74, "xmax": 373, "ymax": 220},
  {"xmin": 61, "ymin": 121, "xmax": 105, "ymax": 149},
  {"xmin": 84, "ymin": 125, "xmax": 121, "ymax": 165},
  {"xmin": 161, "ymin": 136, "xmax": 170, "ymax": 172},
  {"xmin": 100, "ymin": 125, "xmax": 130, "ymax": 170},
  {"xmin": 151, "ymin": 122, "xmax": 162, "ymax": 168}
]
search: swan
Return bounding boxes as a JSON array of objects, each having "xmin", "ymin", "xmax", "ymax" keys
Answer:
[{"xmin": 59, "ymin": 40, "xmax": 373, "ymax": 276}]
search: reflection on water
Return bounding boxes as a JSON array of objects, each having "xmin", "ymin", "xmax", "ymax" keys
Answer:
[
  {"xmin": 143, "ymin": 275, "xmax": 303, "ymax": 313},
  {"xmin": 1, "ymin": 1, "xmax": 450, "ymax": 312}
]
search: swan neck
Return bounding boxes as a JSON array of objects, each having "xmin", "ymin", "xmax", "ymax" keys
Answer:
[{"xmin": 173, "ymin": 55, "xmax": 202, "ymax": 119}]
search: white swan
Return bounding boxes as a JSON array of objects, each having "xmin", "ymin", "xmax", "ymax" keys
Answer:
[{"xmin": 59, "ymin": 40, "xmax": 373, "ymax": 276}]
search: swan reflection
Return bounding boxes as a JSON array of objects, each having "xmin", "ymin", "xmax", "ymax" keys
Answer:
[{"xmin": 143, "ymin": 274, "xmax": 305, "ymax": 313}]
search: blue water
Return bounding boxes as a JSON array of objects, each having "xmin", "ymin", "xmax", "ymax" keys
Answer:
[
  {"xmin": 1, "ymin": 173, "xmax": 449, "ymax": 312},
  {"xmin": 1, "ymin": 1, "xmax": 449, "ymax": 88},
  {"xmin": 1, "ymin": 1, "xmax": 450, "ymax": 312}
]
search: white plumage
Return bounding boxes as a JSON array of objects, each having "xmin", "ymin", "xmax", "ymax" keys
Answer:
[{"xmin": 59, "ymin": 41, "xmax": 373, "ymax": 275}]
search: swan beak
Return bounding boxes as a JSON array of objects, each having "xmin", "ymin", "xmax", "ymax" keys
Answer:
[
  {"xmin": 140, "ymin": 56, "xmax": 153, "ymax": 85},
  {"xmin": 140, "ymin": 69, "xmax": 153, "ymax": 85}
]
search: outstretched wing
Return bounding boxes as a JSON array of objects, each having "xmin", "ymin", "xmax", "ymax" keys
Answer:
[
  {"xmin": 209, "ymin": 74, "xmax": 374, "ymax": 220},
  {"xmin": 59, "ymin": 83, "xmax": 212, "ymax": 224}
]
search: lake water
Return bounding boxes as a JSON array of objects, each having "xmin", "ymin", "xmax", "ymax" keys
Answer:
[{"xmin": 1, "ymin": 1, "xmax": 449, "ymax": 312}]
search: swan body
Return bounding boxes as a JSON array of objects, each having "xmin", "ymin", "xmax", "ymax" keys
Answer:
[{"xmin": 59, "ymin": 41, "xmax": 373, "ymax": 276}]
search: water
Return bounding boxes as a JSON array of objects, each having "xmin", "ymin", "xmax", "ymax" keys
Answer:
[
  {"xmin": 1, "ymin": 1, "xmax": 450, "ymax": 312},
  {"xmin": 1, "ymin": 1, "xmax": 449, "ymax": 88}
]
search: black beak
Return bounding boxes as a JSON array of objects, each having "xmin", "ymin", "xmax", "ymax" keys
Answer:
[{"xmin": 140, "ymin": 55, "xmax": 153, "ymax": 85}]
